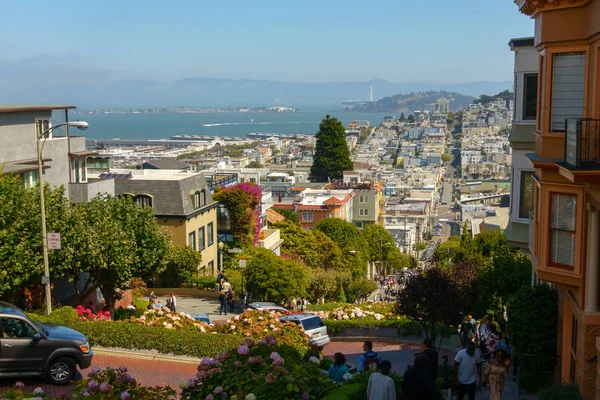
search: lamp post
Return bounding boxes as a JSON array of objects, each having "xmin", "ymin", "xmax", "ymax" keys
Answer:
[
  {"xmin": 218, "ymin": 241, "xmax": 224, "ymax": 272},
  {"xmin": 37, "ymin": 121, "xmax": 89, "ymax": 315}
]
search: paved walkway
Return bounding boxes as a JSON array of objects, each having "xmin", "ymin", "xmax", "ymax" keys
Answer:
[
  {"xmin": 155, "ymin": 294, "xmax": 244, "ymax": 322},
  {"xmin": 0, "ymin": 352, "xmax": 198, "ymax": 398}
]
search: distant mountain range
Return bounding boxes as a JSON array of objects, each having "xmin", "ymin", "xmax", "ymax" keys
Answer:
[
  {"xmin": 353, "ymin": 91, "xmax": 476, "ymax": 113},
  {"xmin": 0, "ymin": 58, "xmax": 511, "ymax": 108}
]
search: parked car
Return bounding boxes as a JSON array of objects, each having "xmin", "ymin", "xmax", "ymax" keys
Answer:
[
  {"xmin": 246, "ymin": 302, "xmax": 290, "ymax": 314},
  {"xmin": 0, "ymin": 302, "xmax": 93, "ymax": 384},
  {"xmin": 279, "ymin": 314, "xmax": 330, "ymax": 349},
  {"xmin": 191, "ymin": 314, "xmax": 212, "ymax": 324}
]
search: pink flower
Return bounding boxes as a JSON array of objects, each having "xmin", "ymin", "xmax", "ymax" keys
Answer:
[
  {"xmin": 205, "ymin": 395, "xmax": 214, "ymax": 400},
  {"xmin": 265, "ymin": 373, "xmax": 277, "ymax": 383},
  {"xmin": 234, "ymin": 361, "xmax": 243, "ymax": 367},
  {"xmin": 213, "ymin": 387, "xmax": 224, "ymax": 394},
  {"xmin": 15, "ymin": 382, "xmax": 25, "ymax": 390}
]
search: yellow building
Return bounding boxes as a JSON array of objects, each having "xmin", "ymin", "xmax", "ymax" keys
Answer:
[
  {"xmin": 513, "ymin": 0, "xmax": 600, "ymax": 397},
  {"xmin": 113, "ymin": 169, "xmax": 219, "ymax": 274}
]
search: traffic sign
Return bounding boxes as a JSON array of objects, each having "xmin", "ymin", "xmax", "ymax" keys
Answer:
[
  {"xmin": 228, "ymin": 248, "xmax": 243, "ymax": 254},
  {"xmin": 47, "ymin": 233, "xmax": 61, "ymax": 250},
  {"xmin": 239, "ymin": 258, "xmax": 247, "ymax": 269}
]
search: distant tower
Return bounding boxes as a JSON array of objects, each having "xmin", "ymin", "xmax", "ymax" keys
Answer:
[{"xmin": 370, "ymin": 86, "xmax": 374, "ymax": 102}]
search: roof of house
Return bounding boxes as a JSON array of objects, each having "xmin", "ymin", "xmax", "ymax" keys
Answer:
[
  {"xmin": 0, "ymin": 105, "xmax": 76, "ymax": 113},
  {"xmin": 142, "ymin": 159, "xmax": 190, "ymax": 170},
  {"xmin": 267, "ymin": 208, "xmax": 286, "ymax": 224},
  {"xmin": 113, "ymin": 170, "xmax": 216, "ymax": 216}
]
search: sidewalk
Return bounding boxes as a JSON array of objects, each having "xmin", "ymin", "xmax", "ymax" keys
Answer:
[{"xmin": 155, "ymin": 294, "xmax": 244, "ymax": 322}]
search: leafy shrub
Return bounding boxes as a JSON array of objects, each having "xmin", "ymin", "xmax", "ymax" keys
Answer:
[
  {"xmin": 518, "ymin": 369, "xmax": 553, "ymax": 393},
  {"xmin": 539, "ymin": 383, "xmax": 581, "ymax": 400},
  {"xmin": 75, "ymin": 305, "xmax": 112, "ymax": 321},
  {"xmin": 346, "ymin": 280, "xmax": 378, "ymax": 303},
  {"xmin": 75, "ymin": 366, "xmax": 176, "ymax": 399},
  {"xmin": 129, "ymin": 307, "xmax": 213, "ymax": 331},
  {"xmin": 188, "ymin": 275, "xmax": 219, "ymax": 290},
  {"xmin": 322, "ymin": 371, "xmax": 404, "ymax": 400},
  {"xmin": 30, "ymin": 313, "xmax": 244, "ymax": 359},
  {"xmin": 180, "ymin": 339, "xmax": 333, "ymax": 400},
  {"xmin": 336, "ymin": 286, "xmax": 347, "ymax": 303}
]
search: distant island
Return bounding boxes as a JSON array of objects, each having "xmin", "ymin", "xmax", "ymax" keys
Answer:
[
  {"xmin": 349, "ymin": 90, "xmax": 476, "ymax": 113},
  {"xmin": 72, "ymin": 106, "xmax": 297, "ymax": 115}
]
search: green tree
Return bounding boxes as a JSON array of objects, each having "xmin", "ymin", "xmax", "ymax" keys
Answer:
[
  {"xmin": 309, "ymin": 115, "xmax": 353, "ymax": 182},
  {"xmin": 346, "ymin": 279, "xmax": 378, "ymax": 303},
  {"xmin": 395, "ymin": 268, "xmax": 461, "ymax": 350},
  {"xmin": 446, "ymin": 112, "xmax": 455, "ymax": 125},
  {"xmin": 407, "ymin": 114, "xmax": 415, "ymax": 123},
  {"xmin": 399, "ymin": 113, "xmax": 406, "ymax": 121},
  {"xmin": 307, "ymin": 269, "xmax": 339, "ymax": 302},
  {"xmin": 358, "ymin": 127, "xmax": 369, "ymax": 143},
  {"xmin": 276, "ymin": 221, "xmax": 343, "ymax": 270},
  {"xmin": 160, "ymin": 246, "xmax": 202, "ymax": 284},
  {"xmin": 336, "ymin": 285, "xmax": 347, "ymax": 303},
  {"xmin": 276, "ymin": 209, "xmax": 299, "ymax": 225},
  {"xmin": 315, "ymin": 218, "xmax": 368, "ymax": 277},
  {"xmin": 0, "ymin": 173, "xmax": 43, "ymax": 298},
  {"xmin": 361, "ymin": 224, "xmax": 410, "ymax": 273},
  {"xmin": 441, "ymin": 153, "xmax": 451, "ymax": 163},
  {"xmin": 246, "ymin": 161, "xmax": 264, "ymax": 168},
  {"xmin": 245, "ymin": 248, "xmax": 308, "ymax": 302}
]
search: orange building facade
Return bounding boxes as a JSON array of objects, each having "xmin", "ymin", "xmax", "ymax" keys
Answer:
[{"xmin": 514, "ymin": 0, "xmax": 600, "ymax": 397}]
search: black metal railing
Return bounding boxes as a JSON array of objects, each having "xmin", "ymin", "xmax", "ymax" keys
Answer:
[{"xmin": 564, "ymin": 118, "xmax": 600, "ymax": 168}]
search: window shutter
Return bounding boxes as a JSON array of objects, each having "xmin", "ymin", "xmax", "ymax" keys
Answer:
[
  {"xmin": 551, "ymin": 53, "xmax": 585, "ymax": 131},
  {"xmin": 550, "ymin": 193, "xmax": 576, "ymax": 266}
]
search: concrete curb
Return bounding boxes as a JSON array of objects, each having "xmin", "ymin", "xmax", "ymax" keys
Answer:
[
  {"xmin": 330, "ymin": 335, "xmax": 462, "ymax": 353},
  {"xmin": 93, "ymin": 347, "xmax": 201, "ymax": 365}
]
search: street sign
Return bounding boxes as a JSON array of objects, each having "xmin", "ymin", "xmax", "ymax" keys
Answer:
[
  {"xmin": 228, "ymin": 248, "xmax": 243, "ymax": 254},
  {"xmin": 41, "ymin": 276, "xmax": 50, "ymax": 285},
  {"xmin": 47, "ymin": 232, "xmax": 61, "ymax": 250},
  {"xmin": 239, "ymin": 258, "xmax": 247, "ymax": 269}
]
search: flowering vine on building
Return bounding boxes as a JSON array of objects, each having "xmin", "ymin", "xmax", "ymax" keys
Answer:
[{"xmin": 213, "ymin": 183, "xmax": 262, "ymax": 249}]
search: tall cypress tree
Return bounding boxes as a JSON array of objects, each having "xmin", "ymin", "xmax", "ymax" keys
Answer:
[{"xmin": 309, "ymin": 115, "xmax": 353, "ymax": 182}]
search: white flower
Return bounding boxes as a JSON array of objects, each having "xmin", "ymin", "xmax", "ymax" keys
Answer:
[
  {"xmin": 230, "ymin": 325, "xmax": 236, "ymax": 331},
  {"xmin": 139, "ymin": 315, "xmax": 146, "ymax": 321},
  {"xmin": 200, "ymin": 326, "xmax": 206, "ymax": 333},
  {"xmin": 226, "ymin": 320, "xmax": 231, "ymax": 324},
  {"xmin": 343, "ymin": 315, "xmax": 349, "ymax": 320},
  {"xmin": 246, "ymin": 394, "xmax": 257, "ymax": 400},
  {"xmin": 309, "ymin": 356, "xmax": 320, "ymax": 364},
  {"xmin": 234, "ymin": 315, "xmax": 240, "ymax": 321},
  {"xmin": 162, "ymin": 321, "xmax": 167, "ymax": 326},
  {"xmin": 343, "ymin": 373, "xmax": 353, "ymax": 381}
]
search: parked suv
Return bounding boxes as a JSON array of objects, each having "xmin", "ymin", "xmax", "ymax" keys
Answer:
[
  {"xmin": 0, "ymin": 302, "xmax": 93, "ymax": 384},
  {"xmin": 279, "ymin": 314, "xmax": 330, "ymax": 349},
  {"xmin": 246, "ymin": 302, "xmax": 290, "ymax": 314}
]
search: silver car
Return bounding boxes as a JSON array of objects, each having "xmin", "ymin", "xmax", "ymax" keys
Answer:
[
  {"xmin": 279, "ymin": 314, "xmax": 330, "ymax": 348},
  {"xmin": 246, "ymin": 302, "xmax": 290, "ymax": 314}
]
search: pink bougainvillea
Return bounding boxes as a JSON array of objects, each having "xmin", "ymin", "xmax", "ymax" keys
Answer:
[
  {"xmin": 213, "ymin": 183, "xmax": 262, "ymax": 248},
  {"xmin": 75, "ymin": 305, "xmax": 111, "ymax": 321}
]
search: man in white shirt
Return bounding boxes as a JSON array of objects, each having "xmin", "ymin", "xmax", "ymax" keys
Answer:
[
  {"xmin": 222, "ymin": 279, "xmax": 231, "ymax": 293},
  {"xmin": 454, "ymin": 342, "xmax": 482, "ymax": 400},
  {"xmin": 367, "ymin": 360, "xmax": 396, "ymax": 400},
  {"xmin": 169, "ymin": 293, "xmax": 177, "ymax": 312}
]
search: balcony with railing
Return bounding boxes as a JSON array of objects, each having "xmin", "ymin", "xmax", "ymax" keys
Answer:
[
  {"xmin": 561, "ymin": 119, "xmax": 600, "ymax": 178},
  {"xmin": 257, "ymin": 228, "xmax": 284, "ymax": 255}
]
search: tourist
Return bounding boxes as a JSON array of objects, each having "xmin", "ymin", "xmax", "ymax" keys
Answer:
[
  {"xmin": 156, "ymin": 299, "xmax": 163, "ymax": 308},
  {"xmin": 484, "ymin": 349, "xmax": 510, "ymax": 400},
  {"xmin": 358, "ymin": 341, "xmax": 382, "ymax": 373},
  {"xmin": 367, "ymin": 360, "xmax": 396, "ymax": 400},
  {"xmin": 454, "ymin": 342, "xmax": 482, "ymax": 400},
  {"xmin": 216, "ymin": 270, "xmax": 227, "ymax": 291},
  {"xmin": 218, "ymin": 290, "xmax": 228, "ymax": 315},
  {"xmin": 169, "ymin": 293, "xmax": 177, "ymax": 313},
  {"xmin": 460, "ymin": 316, "xmax": 475, "ymax": 348},
  {"xmin": 147, "ymin": 299, "xmax": 155, "ymax": 310},
  {"xmin": 402, "ymin": 354, "xmax": 443, "ymax": 400},
  {"xmin": 222, "ymin": 278, "xmax": 231, "ymax": 293},
  {"xmin": 148, "ymin": 291, "xmax": 156, "ymax": 303},
  {"xmin": 420, "ymin": 338, "xmax": 439, "ymax": 382},
  {"xmin": 485, "ymin": 325, "xmax": 499, "ymax": 356},
  {"xmin": 328, "ymin": 352, "xmax": 349, "ymax": 383},
  {"xmin": 228, "ymin": 287, "xmax": 236, "ymax": 312},
  {"xmin": 474, "ymin": 321, "xmax": 481, "ymax": 345}
]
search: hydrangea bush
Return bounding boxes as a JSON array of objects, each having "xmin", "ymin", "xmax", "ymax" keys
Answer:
[
  {"xmin": 0, "ymin": 382, "xmax": 54, "ymax": 400},
  {"xmin": 180, "ymin": 338, "xmax": 332, "ymax": 400},
  {"xmin": 129, "ymin": 307, "xmax": 214, "ymax": 332},
  {"xmin": 73, "ymin": 365, "xmax": 177, "ymax": 399}
]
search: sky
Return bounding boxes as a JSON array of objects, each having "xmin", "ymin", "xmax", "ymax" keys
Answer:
[{"xmin": 0, "ymin": 0, "xmax": 534, "ymax": 84}]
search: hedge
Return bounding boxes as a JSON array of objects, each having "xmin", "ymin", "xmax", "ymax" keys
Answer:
[
  {"xmin": 29, "ymin": 309, "xmax": 244, "ymax": 359},
  {"xmin": 539, "ymin": 383, "xmax": 581, "ymax": 400},
  {"xmin": 322, "ymin": 372, "xmax": 404, "ymax": 400}
]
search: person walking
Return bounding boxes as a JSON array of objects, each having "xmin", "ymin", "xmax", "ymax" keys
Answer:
[
  {"xmin": 358, "ymin": 341, "xmax": 383, "ymax": 373},
  {"xmin": 420, "ymin": 338, "xmax": 439, "ymax": 382},
  {"xmin": 485, "ymin": 325, "xmax": 499, "ymax": 356},
  {"xmin": 454, "ymin": 342, "xmax": 482, "ymax": 400},
  {"xmin": 222, "ymin": 278, "xmax": 231, "ymax": 293},
  {"xmin": 228, "ymin": 287, "xmax": 236, "ymax": 312},
  {"xmin": 328, "ymin": 353, "xmax": 349, "ymax": 383},
  {"xmin": 367, "ymin": 360, "xmax": 396, "ymax": 400},
  {"xmin": 169, "ymin": 293, "xmax": 177, "ymax": 313},
  {"xmin": 216, "ymin": 270, "xmax": 227, "ymax": 291},
  {"xmin": 218, "ymin": 290, "xmax": 228, "ymax": 315},
  {"xmin": 484, "ymin": 349, "xmax": 510, "ymax": 400},
  {"xmin": 460, "ymin": 316, "xmax": 475, "ymax": 348},
  {"xmin": 402, "ymin": 354, "xmax": 443, "ymax": 400}
]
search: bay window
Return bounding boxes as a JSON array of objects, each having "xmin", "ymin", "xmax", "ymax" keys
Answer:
[
  {"xmin": 551, "ymin": 53, "xmax": 586, "ymax": 132},
  {"xmin": 550, "ymin": 193, "xmax": 576, "ymax": 268}
]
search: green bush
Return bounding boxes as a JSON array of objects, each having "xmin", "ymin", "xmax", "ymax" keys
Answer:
[
  {"xmin": 188, "ymin": 275, "xmax": 218, "ymax": 290},
  {"xmin": 30, "ymin": 311, "xmax": 244, "ymax": 359},
  {"xmin": 322, "ymin": 371, "xmax": 404, "ymax": 400},
  {"xmin": 539, "ymin": 383, "xmax": 581, "ymax": 400},
  {"xmin": 518, "ymin": 369, "xmax": 553, "ymax": 393}
]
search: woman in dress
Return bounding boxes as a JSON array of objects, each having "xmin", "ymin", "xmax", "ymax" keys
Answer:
[
  {"xmin": 484, "ymin": 349, "xmax": 510, "ymax": 400},
  {"xmin": 328, "ymin": 353, "xmax": 349, "ymax": 383}
]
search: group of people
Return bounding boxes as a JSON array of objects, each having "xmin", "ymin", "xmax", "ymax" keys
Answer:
[
  {"xmin": 286, "ymin": 297, "xmax": 308, "ymax": 311},
  {"xmin": 147, "ymin": 291, "xmax": 177, "ymax": 312},
  {"xmin": 216, "ymin": 270, "xmax": 238, "ymax": 315}
]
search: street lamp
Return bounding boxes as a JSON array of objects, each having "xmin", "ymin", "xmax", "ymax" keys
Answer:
[
  {"xmin": 37, "ymin": 121, "xmax": 89, "ymax": 315},
  {"xmin": 217, "ymin": 241, "xmax": 224, "ymax": 272}
]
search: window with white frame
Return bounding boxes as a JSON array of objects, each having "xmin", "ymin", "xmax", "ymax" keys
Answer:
[
  {"xmin": 551, "ymin": 53, "xmax": 586, "ymax": 132},
  {"xmin": 71, "ymin": 158, "xmax": 87, "ymax": 183},
  {"xmin": 188, "ymin": 231, "xmax": 196, "ymax": 250},
  {"xmin": 359, "ymin": 208, "xmax": 369, "ymax": 216},
  {"xmin": 359, "ymin": 195, "xmax": 367, "ymax": 203},
  {"xmin": 207, "ymin": 222, "xmax": 214, "ymax": 246},
  {"xmin": 198, "ymin": 227, "xmax": 205, "ymax": 250},
  {"xmin": 550, "ymin": 193, "xmax": 576, "ymax": 268},
  {"xmin": 302, "ymin": 212, "xmax": 313, "ymax": 222},
  {"xmin": 20, "ymin": 170, "xmax": 39, "ymax": 188},
  {"xmin": 193, "ymin": 190, "xmax": 206, "ymax": 209}
]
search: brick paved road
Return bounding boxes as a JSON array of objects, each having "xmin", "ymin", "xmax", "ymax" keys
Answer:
[{"xmin": 0, "ymin": 352, "xmax": 198, "ymax": 398}]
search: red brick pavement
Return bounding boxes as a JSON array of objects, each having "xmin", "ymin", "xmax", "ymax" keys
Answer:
[{"xmin": 0, "ymin": 352, "xmax": 199, "ymax": 398}]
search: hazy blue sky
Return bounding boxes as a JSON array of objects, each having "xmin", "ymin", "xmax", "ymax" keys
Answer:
[{"xmin": 0, "ymin": 0, "xmax": 533, "ymax": 83}]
